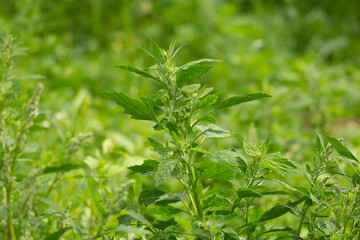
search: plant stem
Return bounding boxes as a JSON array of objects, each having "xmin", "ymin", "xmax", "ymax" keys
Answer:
[
  {"xmin": 297, "ymin": 203, "xmax": 309, "ymax": 236},
  {"xmin": 188, "ymin": 164, "xmax": 203, "ymax": 218}
]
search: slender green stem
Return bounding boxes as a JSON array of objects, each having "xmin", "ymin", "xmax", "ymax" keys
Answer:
[{"xmin": 297, "ymin": 203, "xmax": 309, "ymax": 236}]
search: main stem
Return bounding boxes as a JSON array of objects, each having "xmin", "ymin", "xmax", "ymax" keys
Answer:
[{"xmin": 188, "ymin": 164, "xmax": 203, "ymax": 218}]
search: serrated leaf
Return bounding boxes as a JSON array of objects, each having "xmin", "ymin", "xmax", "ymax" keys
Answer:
[
  {"xmin": 216, "ymin": 93, "xmax": 271, "ymax": 110},
  {"xmin": 43, "ymin": 164, "xmax": 83, "ymax": 174},
  {"xmin": 117, "ymin": 214, "xmax": 135, "ymax": 226},
  {"xmin": 176, "ymin": 65, "xmax": 212, "ymax": 85},
  {"xmin": 44, "ymin": 227, "xmax": 71, "ymax": 240},
  {"xmin": 196, "ymin": 124, "xmax": 231, "ymax": 139},
  {"xmin": 138, "ymin": 189, "xmax": 165, "ymax": 206},
  {"xmin": 321, "ymin": 133, "xmax": 358, "ymax": 162},
  {"xmin": 115, "ymin": 65, "xmax": 160, "ymax": 83},
  {"xmin": 198, "ymin": 161, "xmax": 233, "ymax": 180},
  {"xmin": 237, "ymin": 188, "xmax": 261, "ymax": 198},
  {"xmin": 207, "ymin": 150, "xmax": 247, "ymax": 171},
  {"xmin": 194, "ymin": 94, "xmax": 218, "ymax": 110},
  {"xmin": 222, "ymin": 228, "xmax": 240, "ymax": 240},
  {"xmin": 128, "ymin": 160, "xmax": 159, "ymax": 176},
  {"xmin": 155, "ymin": 158, "xmax": 178, "ymax": 186},
  {"xmin": 256, "ymin": 197, "xmax": 305, "ymax": 223},
  {"xmin": 104, "ymin": 91, "xmax": 156, "ymax": 121}
]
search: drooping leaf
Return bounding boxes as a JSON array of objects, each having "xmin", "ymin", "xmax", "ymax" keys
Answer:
[
  {"xmin": 256, "ymin": 197, "xmax": 305, "ymax": 223},
  {"xmin": 176, "ymin": 65, "xmax": 212, "ymax": 85},
  {"xmin": 321, "ymin": 133, "xmax": 358, "ymax": 162},
  {"xmin": 155, "ymin": 158, "xmax": 178, "ymax": 186},
  {"xmin": 43, "ymin": 164, "xmax": 83, "ymax": 174},
  {"xmin": 194, "ymin": 94, "xmax": 218, "ymax": 110},
  {"xmin": 125, "ymin": 210, "xmax": 152, "ymax": 227},
  {"xmin": 115, "ymin": 65, "xmax": 161, "ymax": 83},
  {"xmin": 156, "ymin": 191, "xmax": 187, "ymax": 204},
  {"xmin": 104, "ymin": 91, "xmax": 156, "ymax": 121},
  {"xmin": 196, "ymin": 124, "xmax": 231, "ymax": 139},
  {"xmin": 178, "ymin": 59, "xmax": 220, "ymax": 71},
  {"xmin": 44, "ymin": 227, "xmax": 71, "ymax": 240},
  {"xmin": 237, "ymin": 188, "xmax": 261, "ymax": 198},
  {"xmin": 128, "ymin": 160, "xmax": 159, "ymax": 176},
  {"xmin": 153, "ymin": 218, "xmax": 177, "ymax": 231},
  {"xmin": 198, "ymin": 161, "xmax": 233, "ymax": 180},
  {"xmin": 138, "ymin": 189, "xmax": 165, "ymax": 206},
  {"xmin": 207, "ymin": 150, "xmax": 247, "ymax": 172},
  {"xmin": 216, "ymin": 93, "xmax": 271, "ymax": 110}
]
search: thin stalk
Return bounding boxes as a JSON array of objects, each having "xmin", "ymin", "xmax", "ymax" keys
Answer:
[
  {"xmin": 297, "ymin": 203, "xmax": 309, "ymax": 236},
  {"xmin": 188, "ymin": 164, "xmax": 203, "ymax": 218}
]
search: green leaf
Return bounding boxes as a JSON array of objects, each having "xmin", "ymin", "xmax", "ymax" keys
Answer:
[
  {"xmin": 153, "ymin": 218, "xmax": 177, "ymax": 231},
  {"xmin": 116, "ymin": 225, "xmax": 151, "ymax": 235},
  {"xmin": 216, "ymin": 93, "xmax": 271, "ymax": 110},
  {"xmin": 198, "ymin": 161, "xmax": 233, "ymax": 180},
  {"xmin": 194, "ymin": 94, "xmax": 218, "ymax": 110},
  {"xmin": 256, "ymin": 197, "xmax": 305, "ymax": 223},
  {"xmin": 155, "ymin": 158, "xmax": 178, "ymax": 186},
  {"xmin": 115, "ymin": 65, "xmax": 160, "ymax": 83},
  {"xmin": 44, "ymin": 227, "xmax": 71, "ymax": 240},
  {"xmin": 125, "ymin": 210, "xmax": 152, "ymax": 227},
  {"xmin": 104, "ymin": 91, "xmax": 156, "ymax": 121},
  {"xmin": 156, "ymin": 191, "xmax": 187, "ymax": 204},
  {"xmin": 321, "ymin": 133, "xmax": 358, "ymax": 162},
  {"xmin": 178, "ymin": 59, "xmax": 220, "ymax": 70},
  {"xmin": 176, "ymin": 65, "xmax": 212, "ymax": 85},
  {"xmin": 149, "ymin": 39, "xmax": 165, "ymax": 64},
  {"xmin": 263, "ymin": 153, "xmax": 298, "ymax": 176},
  {"xmin": 117, "ymin": 214, "xmax": 135, "ymax": 226},
  {"xmin": 198, "ymin": 115, "xmax": 217, "ymax": 124},
  {"xmin": 237, "ymin": 188, "xmax": 261, "ymax": 198},
  {"xmin": 207, "ymin": 150, "xmax": 247, "ymax": 171},
  {"xmin": 148, "ymin": 137, "xmax": 163, "ymax": 149},
  {"xmin": 128, "ymin": 160, "xmax": 159, "ymax": 176},
  {"xmin": 43, "ymin": 164, "xmax": 83, "ymax": 174},
  {"xmin": 222, "ymin": 228, "xmax": 240, "ymax": 240},
  {"xmin": 138, "ymin": 189, "xmax": 165, "ymax": 206},
  {"xmin": 352, "ymin": 173, "xmax": 360, "ymax": 186},
  {"xmin": 147, "ymin": 205, "xmax": 182, "ymax": 215},
  {"xmin": 196, "ymin": 124, "xmax": 231, "ymax": 139},
  {"xmin": 182, "ymin": 84, "xmax": 201, "ymax": 93}
]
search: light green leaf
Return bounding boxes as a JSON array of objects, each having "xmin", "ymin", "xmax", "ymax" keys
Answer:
[
  {"xmin": 237, "ymin": 188, "xmax": 261, "ymax": 198},
  {"xmin": 138, "ymin": 189, "xmax": 165, "ymax": 206},
  {"xmin": 182, "ymin": 84, "xmax": 201, "ymax": 93},
  {"xmin": 155, "ymin": 158, "xmax": 178, "ymax": 186},
  {"xmin": 149, "ymin": 39, "xmax": 165, "ymax": 64},
  {"xmin": 199, "ymin": 161, "xmax": 233, "ymax": 180},
  {"xmin": 178, "ymin": 59, "xmax": 220, "ymax": 71},
  {"xmin": 116, "ymin": 225, "xmax": 151, "ymax": 235},
  {"xmin": 126, "ymin": 210, "xmax": 152, "ymax": 227},
  {"xmin": 194, "ymin": 94, "xmax": 218, "ymax": 110},
  {"xmin": 321, "ymin": 133, "xmax": 358, "ymax": 162},
  {"xmin": 156, "ymin": 191, "xmax": 187, "ymax": 204},
  {"xmin": 176, "ymin": 65, "xmax": 212, "ymax": 85},
  {"xmin": 196, "ymin": 124, "xmax": 231, "ymax": 139},
  {"xmin": 115, "ymin": 65, "xmax": 160, "ymax": 83},
  {"xmin": 104, "ymin": 91, "xmax": 156, "ymax": 121},
  {"xmin": 216, "ymin": 93, "xmax": 271, "ymax": 110}
]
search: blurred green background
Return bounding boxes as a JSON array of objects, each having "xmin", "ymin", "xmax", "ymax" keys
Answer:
[{"xmin": 1, "ymin": 0, "xmax": 359, "ymax": 232}]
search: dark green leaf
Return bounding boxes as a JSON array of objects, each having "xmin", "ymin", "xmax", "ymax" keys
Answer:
[
  {"xmin": 117, "ymin": 214, "xmax": 135, "ymax": 226},
  {"xmin": 155, "ymin": 158, "xmax": 178, "ymax": 186},
  {"xmin": 125, "ymin": 210, "xmax": 152, "ymax": 227},
  {"xmin": 176, "ymin": 66, "xmax": 212, "ymax": 85},
  {"xmin": 104, "ymin": 91, "xmax": 156, "ymax": 121},
  {"xmin": 148, "ymin": 137, "xmax": 163, "ymax": 149},
  {"xmin": 153, "ymin": 218, "xmax": 177, "ymax": 231},
  {"xmin": 352, "ymin": 173, "xmax": 360, "ymax": 186},
  {"xmin": 128, "ymin": 160, "xmax": 159, "ymax": 176},
  {"xmin": 256, "ymin": 197, "xmax": 305, "ymax": 223},
  {"xmin": 321, "ymin": 133, "xmax": 358, "ymax": 162},
  {"xmin": 115, "ymin": 65, "xmax": 160, "ymax": 82},
  {"xmin": 222, "ymin": 228, "xmax": 240, "ymax": 240},
  {"xmin": 44, "ymin": 227, "xmax": 71, "ymax": 240},
  {"xmin": 237, "ymin": 188, "xmax": 261, "ymax": 198},
  {"xmin": 138, "ymin": 189, "xmax": 165, "ymax": 206},
  {"xmin": 216, "ymin": 93, "xmax": 271, "ymax": 110},
  {"xmin": 43, "ymin": 164, "xmax": 83, "ymax": 174}
]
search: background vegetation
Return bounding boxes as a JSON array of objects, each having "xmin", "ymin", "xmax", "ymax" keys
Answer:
[{"xmin": 0, "ymin": 0, "xmax": 359, "ymax": 239}]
